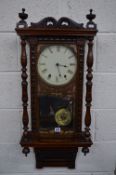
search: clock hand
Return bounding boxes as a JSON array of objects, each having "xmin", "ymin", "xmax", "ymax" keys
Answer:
[
  {"xmin": 56, "ymin": 63, "xmax": 61, "ymax": 77},
  {"xmin": 56, "ymin": 63, "xmax": 68, "ymax": 67}
]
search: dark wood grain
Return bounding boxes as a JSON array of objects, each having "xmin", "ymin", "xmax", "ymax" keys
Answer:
[
  {"xmin": 31, "ymin": 17, "xmax": 84, "ymax": 28},
  {"xmin": 20, "ymin": 38, "xmax": 30, "ymax": 156},
  {"xmin": 82, "ymin": 37, "xmax": 94, "ymax": 155},
  {"xmin": 85, "ymin": 39, "xmax": 93, "ymax": 126},
  {"xmin": 85, "ymin": 38, "xmax": 94, "ymax": 135}
]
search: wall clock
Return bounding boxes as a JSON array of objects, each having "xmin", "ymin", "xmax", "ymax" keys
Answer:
[{"xmin": 15, "ymin": 8, "xmax": 97, "ymax": 169}]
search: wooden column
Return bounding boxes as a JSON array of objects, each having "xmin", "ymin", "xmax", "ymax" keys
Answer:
[
  {"xmin": 21, "ymin": 37, "xmax": 30, "ymax": 156},
  {"xmin": 82, "ymin": 37, "xmax": 94, "ymax": 155}
]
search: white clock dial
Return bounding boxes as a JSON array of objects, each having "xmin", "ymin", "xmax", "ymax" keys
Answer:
[{"xmin": 37, "ymin": 45, "xmax": 77, "ymax": 86}]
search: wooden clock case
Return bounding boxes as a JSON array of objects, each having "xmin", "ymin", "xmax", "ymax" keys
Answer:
[{"xmin": 15, "ymin": 9, "xmax": 97, "ymax": 169}]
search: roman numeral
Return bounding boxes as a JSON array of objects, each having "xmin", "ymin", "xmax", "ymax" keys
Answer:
[
  {"xmin": 67, "ymin": 69, "xmax": 73, "ymax": 74},
  {"xmin": 68, "ymin": 55, "xmax": 74, "ymax": 59},
  {"xmin": 48, "ymin": 47, "xmax": 53, "ymax": 53},
  {"xmin": 56, "ymin": 76, "xmax": 58, "ymax": 82},
  {"xmin": 64, "ymin": 48, "xmax": 67, "ymax": 53},
  {"xmin": 57, "ymin": 46, "xmax": 60, "ymax": 52},
  {"xmin": 39, "ymin": 63, "xmax": 46, "ymax": 65},
  {"xmin": 41, "ymin": 54, "xmax": 47, "ymax": 58},
  {"xmin": 42, "ymin": 68, "xmax": 47, "ymax": 73},
  {"xmin": 70, "ymin": 63, "xmax": 76, "ymax": 66},
  {"xmin": 48, "ymin": 74, "xmax": 51, "ymax": 79}
]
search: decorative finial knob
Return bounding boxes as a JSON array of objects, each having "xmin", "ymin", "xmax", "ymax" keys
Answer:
[
  {"xmin": 82, "ymin": 147, "xmax": 89, "ymax": 156},
  {"xmin": 16, "ymin": 8, "xmax": 28, "ymax": 28},
  {"xmin": 22, "ymin": 8, "xmax": 25, "ymax": 13},
  {"xmin": 86, "ymin": 9, "xmax": 96, "ymax": 21},
  {"xmin": 86, "ymin": 9, "xmax": 97, "ymax": 29},
  {"xmin": 90, "ymin": 9, "xmax": 93, "ymax": 13},
  {"xmin": 19, "ymin": 8, "xmax": 28, "ymax": 21}
]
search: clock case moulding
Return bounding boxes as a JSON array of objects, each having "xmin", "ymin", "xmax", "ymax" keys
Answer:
[{"xmin": 15, "ymin": 8, "xmax": 98, "ymax": 169}]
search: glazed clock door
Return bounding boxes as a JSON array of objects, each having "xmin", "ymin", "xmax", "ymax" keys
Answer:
[{"xmin": 36, "ymin": 43, "xmax": 80, "ymax": 135}]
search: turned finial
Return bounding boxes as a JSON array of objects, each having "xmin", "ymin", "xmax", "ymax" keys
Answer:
[
  {"xmin": 16, "ymin": 8, "xmax": 28, "ymax": 28},
  {"xmin": 19, "ymin": 8, "xmax": 28, "ymax": 21},
  {"xmin": 86, "ymin": 9, "xmax": 97, "ymax": 29}
]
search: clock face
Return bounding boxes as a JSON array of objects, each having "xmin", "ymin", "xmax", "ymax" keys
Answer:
[{"xmin": 37, "ymin": 45, "xmax": 77, "ymax": 86}]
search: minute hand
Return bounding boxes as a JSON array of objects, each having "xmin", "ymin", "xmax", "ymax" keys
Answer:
[{"xmin": 58, "ymin": 63, "xmax": 68, "ymax": 67}]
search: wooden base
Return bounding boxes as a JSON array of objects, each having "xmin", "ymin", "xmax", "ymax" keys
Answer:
[
  {"xmin": 34, "ymin": 148, "xmax": 78, "ymax": 169},
  {"xmin": 20, "ymin": 132, "xmax": 92, "ymax": 168}
]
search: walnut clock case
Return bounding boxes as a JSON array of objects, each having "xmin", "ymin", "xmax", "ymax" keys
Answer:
[{"xmin": 15, "ymin": 9, "xmax": 97, "ymax": 169}]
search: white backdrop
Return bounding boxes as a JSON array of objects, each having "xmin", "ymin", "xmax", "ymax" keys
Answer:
[{"xmin": 0, "ymin": 0, "xmax": 116, "ymax": 175}]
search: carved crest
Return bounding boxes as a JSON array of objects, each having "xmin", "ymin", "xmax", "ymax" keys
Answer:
[
  {"xmin": 16, "ymin": 8, "xmax": 97, "ymax": 30},
  {"xmin": 31, "ymin": 17, "xmax": 84, "ymax": 28}
]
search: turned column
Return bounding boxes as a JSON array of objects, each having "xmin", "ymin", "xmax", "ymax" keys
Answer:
[
  {"xmin": 82, "ymin": 37, "xmax": 94, "ymax": 155},
  {"xmin": 21, "ymin": 37, "xmax": 30, "ymax": 156},
  {"xmin": 85, "ymin": 38, "xmax": 93, "ymax": 139}
]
